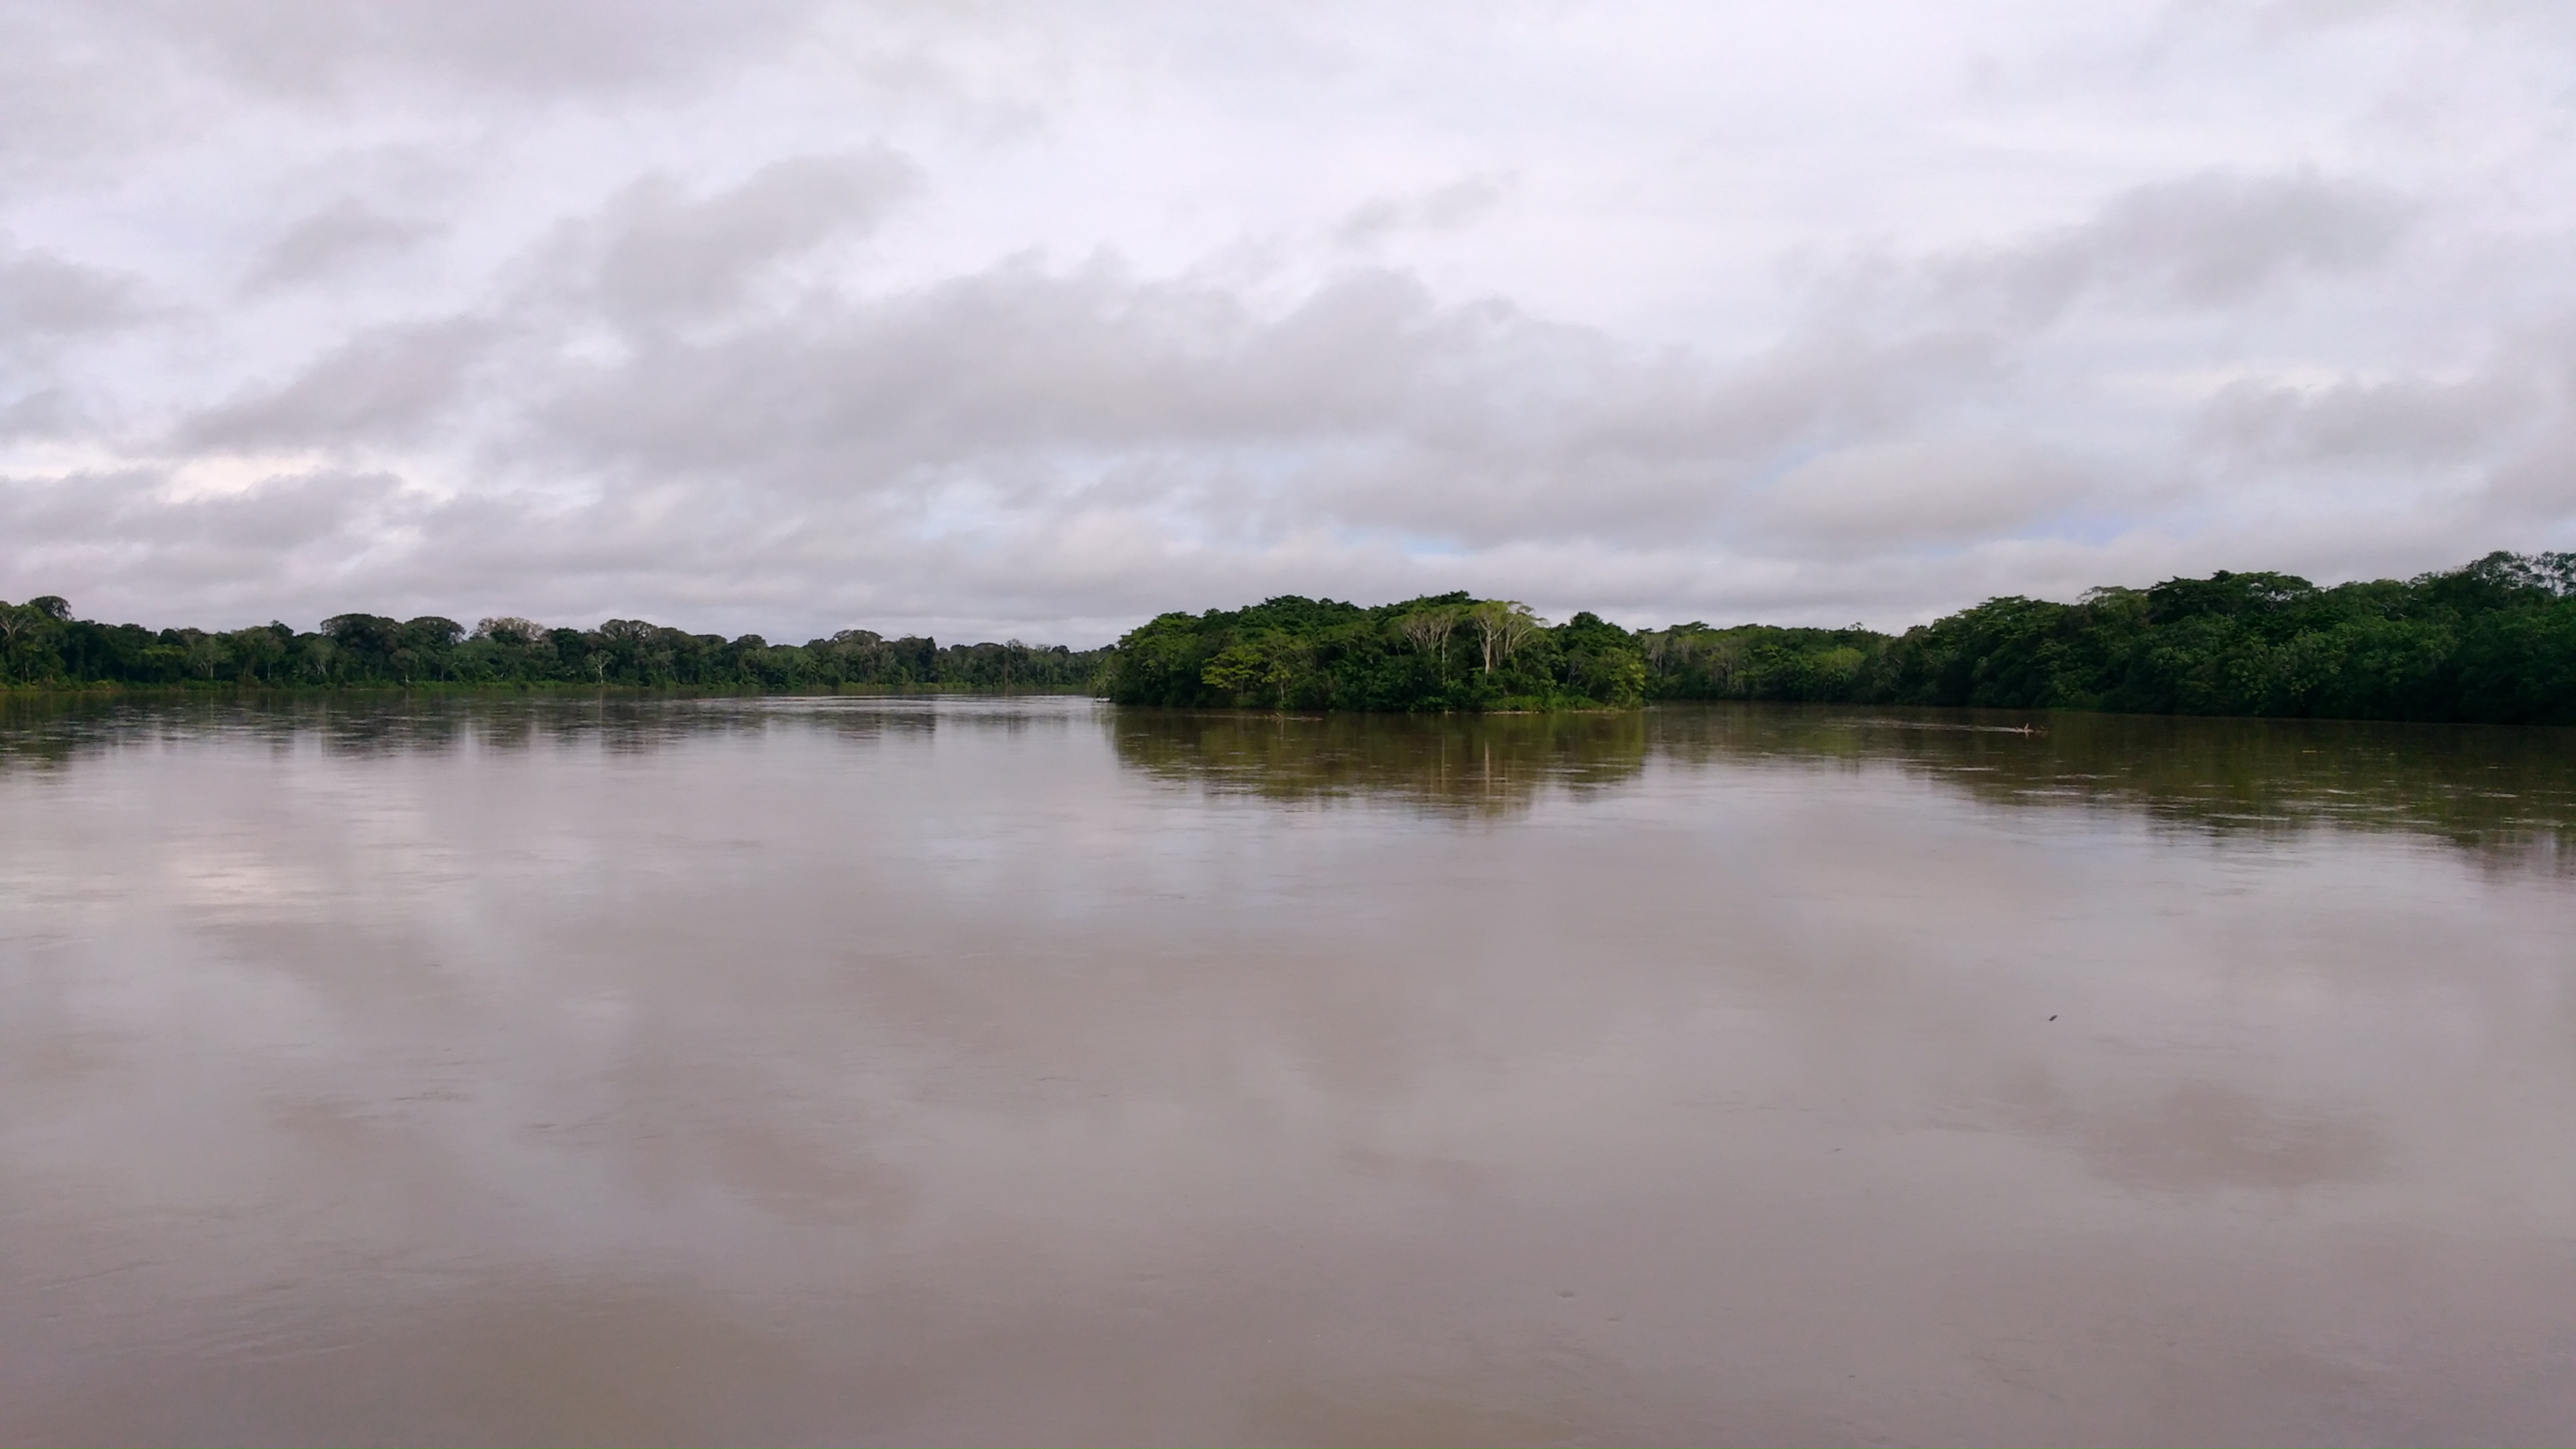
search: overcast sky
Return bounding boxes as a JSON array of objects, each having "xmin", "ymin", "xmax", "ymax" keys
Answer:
[{"xmin": 2, "ymin": 1, "xmax": 2572, "ymax": 643}]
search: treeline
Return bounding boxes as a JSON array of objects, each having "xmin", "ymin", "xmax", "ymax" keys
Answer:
[
  {"xmin": 1107, "ymin": 552, "xmax": 2576, "ymax": 724},
  {"xmin": 0, "ymin": 601, "xmax": 1109, "ymax": 692},
  {"xmin": 1110, "ymin": 594, "xmax": 1652, "ymax": 711},
  {"xmin": 1860, "ymin": 550, "xmax": 2576, "ymax": 723},
  {"xmin": 11, "ymin": 550, "xmax": 2573, "ymax": 720}
]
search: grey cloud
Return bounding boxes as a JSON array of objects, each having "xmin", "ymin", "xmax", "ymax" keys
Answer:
[
  {"xmin": 0, "ymin": 7, "xmax": 178, "ymax": 182},
  {"xmin": 527, "ymin": 261, "xmax": 1458, "ymax": 477},
  {"xmin": 0, "ymin": 388, "xmax": 72, "ymax": 440},
  {"xmin": 0, "ymin": 1, "xmax": 824, "ymax": 196},
  {"xmin": 562, "ymin": 152, "xmax": 921, "ymax": 322},
  {"xmin": 0, "ymin": 235, "xmax": 144, "ymax": 339},
  {"xmin": 0, "ymin": 468, "xmax": 389, "ymax": 549},
  {"xmin": 0, "ymin": 240, "xmax": 142, "ymax": 440},
  {"xmin": 147, "ymin": 472, "xmax": 403, "ymax": 554},
  {"xmin": 2213, "ymin": 0, "xmax": 2576, "ymax": 37},
  {"xmin": 1892, "ymin": 171, "xmax": 2416, "ymax": 328},
  {"xmin": 6, "ymin": 4, "xmax": 2567, "ymax": 641},
  {"xmin": 1742, "ymin": 438, "xmax": 2095, "ymax": 546},
  {"xmin": 1335, "ymin": 173, "xmax": 1513, "ymax": 249},
  {"xmin": 515, "ymin": 258, "xmax": 2008, "ymax": 552},
  {"xmin": 101, "ymin": 0, "xmax": 824, "ymax": 100},
  {"xmin": 178, "ymin": 318, "xmax": 503, "ymax": 450},
  {"xmin": 242, "ymin": 200, "xmax": 442, "ymax": 292},
  {"xmin": 2471, "ymin": 335, "xmax": 2576, "ymax": 523},
  {"xmin": 38, "ymin": 248, "xmax": 2035, "ymax": 631},
  {"xmin": 1291, "ymin": 324, "xmax": 2013, "ymax": 549},
  {"xmin": 2481, "ymin": 430, "xmax": 2576, "ymax": 524},
  {"xmin": 19, "ymin": 215, "xmax": 2496, "ymax": 643},
  {"xmin": 2190, "ymin": 320, "xmax": 2576, "ymax": 536},
  {"xmin": 0, "ymin": 467, "xmax": 410, "ymax": 613},
  {"xmin": 2197, "ymin": 373, "xmax": 2534, "ymax": 468}
]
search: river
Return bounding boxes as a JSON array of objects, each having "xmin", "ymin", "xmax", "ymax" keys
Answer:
[{"xmin": 2, "ymin": 695, "xmax": 2571, "ymax": 1445}]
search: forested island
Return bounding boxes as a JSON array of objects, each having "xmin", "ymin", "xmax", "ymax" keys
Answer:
[
  {"xmin": 1105, "ymin": 550, "xmax": 2576, "ymax": 724},
  {"xmin": 5, "ymin": 550, "xmax": 2573, "ymax": 724},
  {"xmin": 0, "ymin": 604, "xmax": 1107, "ymax": 692}
]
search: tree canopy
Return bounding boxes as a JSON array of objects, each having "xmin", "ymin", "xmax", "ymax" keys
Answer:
[
  {"xmin": 1847, "ymin": 550, "xmax": 2576, "ymax": 724},
  {"xmin": 0, "ymin": 606, "xmax": 1108, "ymax": 694},
  {"xmin": 1106, "ymin": 552, "xmax": 2576, "ymax": 724},
  {"xmin": 9, "ymin": 550, "xmax": 2574, "ymax": 723},
  {"xmin": 1105, "ymin": 593, "xmax": 1648, "ymax": 711}
]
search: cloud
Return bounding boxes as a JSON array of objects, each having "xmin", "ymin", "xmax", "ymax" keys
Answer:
[
  {"xmin": 1335, "ymin": 173, "xmax": 1513, "ymax": 249},
  {"xmin": 0, "ymin": 7, "xmax": 183, "ymax": 183},
  {"xmin": 177, "ymin": 318, "xmax": 504, "ymax": 450},
  {"xmin": 2181, "ymin": 318, "xmax": 2576, "ymax": 539},
  {"xmin": 0, "ymin": 467, "xmax": 412, "ymax": 609},
  {"xmin": 100, "ymin": 0, "xmax": 827, "ymax": 100},
  {"xmin": 502, "ymin": 251, "xmax": 2026, "ymax": 563},
  {"xmin": 557, "ymin": 151, "xmax": 922, "ymax": 323},
  {"xmin": 242, "ymin": 201, "xmax": 442, "ymax": 292},
  {"xmin": 1, "ymin": 2, "xmax": 2571, "ymax": 639},
  {"xmin": 2069, "ymin": 171, "xmax": 2414, "ymax": 307},
  {"xmin": 2213, "ymin": 0, "xmax": 2574, "ymax": 38},
  {"xmin": 2196, "ymin": 373, "xmax": 2528, "ymax": 468},
  {"xmin": 1745, "ymin": 438, "xmax": 2097, "ymax": 546},
  {"xmin": 14, "ymin": 243, "xmax": 2018, "ymax": 630},
  {"xmin": 0, "ymin": 239, "xmax": 144, "ymax": 444},
  {"xmin": 1824, "ymin": 170, "xmax": 2419, "ymax": 331},
  {"xmin": 0, "ymin": 235, "xmax": 144, "ymax": 339}
]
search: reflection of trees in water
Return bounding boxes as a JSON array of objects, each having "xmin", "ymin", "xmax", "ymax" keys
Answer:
[
  {"xmin": 0, "ymin": 692, "xmax": 1066, "ymax": 770},
  {"xmin": 9, "ymin": 694, "xmax": 2569, "ymax": 868},
  {"xmin": 1111, "ymin": 709, "xmax": 1648, "ymax": 816},
  {"xmin": 1648, "ymin": 704, "xmax": 2576, "ymax": 872},
  {"xmin": 1113, "ymin": 703, "xmax": 2576, "ymax": 865}
]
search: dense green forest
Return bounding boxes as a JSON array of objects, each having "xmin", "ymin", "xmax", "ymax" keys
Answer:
[
  {"xmin": 8, "ymin": 549, "xmax": 2573, "ymax": 721},
  {"xmin": 1105, "ymin": 551, "xmax": 2576, "ymax": 724},
  {"xmin": 0, "ymin": 599, "xmax": 1108, "ymax": 692},
  {"xmin": 1109, "ymin": 594, "xmax": 1652, "ymax": 711}
]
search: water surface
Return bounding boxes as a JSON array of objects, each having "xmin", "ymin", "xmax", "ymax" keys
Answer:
[{"xmin": 2, "ymin": 696, "xmax": 2572, "ymax": 1445}]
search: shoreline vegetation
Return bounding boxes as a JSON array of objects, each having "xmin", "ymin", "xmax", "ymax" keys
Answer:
[
  {"xmin": 1106, "ymin": 550, "xmax": 2576, "ymax": 724},
  {"xmin": 0, "ymin": 607, "xmax": 1108, "ymax": 694},
  {"xmin": 5, "ymin": 550, "xmax": 2573, "ymax": 724}
]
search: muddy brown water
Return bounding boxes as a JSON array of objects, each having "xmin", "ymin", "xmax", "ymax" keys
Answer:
[{"xmin": 2, "ymin": 695, "xmax": 2572, "ymax": 1446}]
